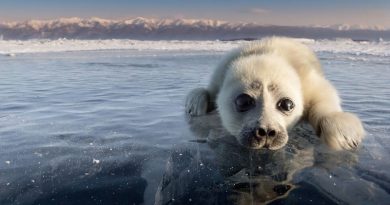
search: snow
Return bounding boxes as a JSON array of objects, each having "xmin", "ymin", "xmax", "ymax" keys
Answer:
[
  {"xmin": 1, "ymin": 17, "xmax": 386, "ymax": 32},
  {"xmin": 0, "ymin": 38, "xmax": 389, "ymax": 57},
  {"xmin": 1, "ymin": 17, "xmax": 389, "ymax": 40}
]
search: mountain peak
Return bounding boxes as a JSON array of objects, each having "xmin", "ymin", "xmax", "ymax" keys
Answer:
[{"xmin": 0, "ymin": 17, "xmax": 389, "ymax": 40}]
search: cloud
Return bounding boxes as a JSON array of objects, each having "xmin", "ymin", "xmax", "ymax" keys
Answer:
[{"xmin": 248, "ymin": 8, "xmax": 269, "ymax": 15}]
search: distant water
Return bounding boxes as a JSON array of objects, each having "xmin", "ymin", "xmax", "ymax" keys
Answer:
[{"xmin": 0, "ymin": 42, "xmax": 389, "ymax": 205}]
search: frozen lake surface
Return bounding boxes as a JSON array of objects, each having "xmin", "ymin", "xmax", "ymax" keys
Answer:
[{"xmin": 0, "ymin": 39, "xmax": 389, "ymax": 204}]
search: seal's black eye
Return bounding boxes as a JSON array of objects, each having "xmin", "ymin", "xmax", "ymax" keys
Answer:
[
  {"xmin": 277, "ymin": 98, "xmax": 295, "ymax": 112},
  {"xmin": 235, "ymin": 94, "xmax": 255, "ymax": 112}
]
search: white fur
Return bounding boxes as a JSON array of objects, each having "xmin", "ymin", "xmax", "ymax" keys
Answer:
[{"xmin": 185, "ymin": 37, "xmax": 364, "ymax": 150}]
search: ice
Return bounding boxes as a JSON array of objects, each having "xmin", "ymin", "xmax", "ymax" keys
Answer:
[
  {"xmin": 92, "ymin": 159, "xmax": 100, "ymax": 164},
  {"xmin": 306, "ymin": 38, "xmax": 390, "ymax": 57},
  {"xmin": 0, "ymin": 42, "xmax": 389, "ymax": 204},
  {"xmin": 0, "ymin": 39, "xmax": 242, "ymax": 54},
  {"xmin": 5, "ymin": 53, "xmax": 15, "ymax": 57},
  {"xmin": 0, "ymin": 38, "xmax": 389, "ymax": 57}
]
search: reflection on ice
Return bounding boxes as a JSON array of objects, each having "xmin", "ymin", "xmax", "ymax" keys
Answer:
[{"xmin": 156, "ymin": 113, "xmax": 389, "ymax": 204}]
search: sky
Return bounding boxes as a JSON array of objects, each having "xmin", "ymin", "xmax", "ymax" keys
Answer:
[{"xmin": 1, "ymin": 0, "xmax": 390, "ymax": 27}]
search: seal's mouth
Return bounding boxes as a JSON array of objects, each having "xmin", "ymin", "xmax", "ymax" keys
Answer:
[{"xmin": 245, "ymin": 134, "xmax": 266, "ymax": 149}]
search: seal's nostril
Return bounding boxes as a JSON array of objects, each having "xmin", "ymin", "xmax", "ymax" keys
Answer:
[
  {"xmin": 268, "ymin": 130, "xmax": 276, "ymax": 137},
  {"xmin": 257, "ymin": 128, "xmax": 267, "ymax": 136}
]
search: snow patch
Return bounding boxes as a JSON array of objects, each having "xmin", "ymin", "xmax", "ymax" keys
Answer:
[{"xmin": 0, "ymin": 38, "xmax": 389, "ymax": 57}]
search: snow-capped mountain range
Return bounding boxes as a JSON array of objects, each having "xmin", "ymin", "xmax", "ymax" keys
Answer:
[{"xmin": 1, "ymin": 17, "xmax": 389, "ymax": 40}]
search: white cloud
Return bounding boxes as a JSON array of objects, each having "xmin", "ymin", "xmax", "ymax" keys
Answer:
[{"xmin": 249, "ymin": 8, "xmax": 269, "ymax": 14}]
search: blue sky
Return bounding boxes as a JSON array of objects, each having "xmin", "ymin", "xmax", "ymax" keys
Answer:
[{"xmin": 1, "ymin": 0, "xmax": 389, "ymax": 27}]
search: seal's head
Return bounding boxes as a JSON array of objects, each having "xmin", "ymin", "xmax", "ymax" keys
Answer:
[{"xmin": 216, "ymin": 54, "xmax": 304, "ymax": 150}]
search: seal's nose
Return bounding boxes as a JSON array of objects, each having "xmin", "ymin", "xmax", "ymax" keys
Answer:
[{"xmin": 256, "ymin": 127, "xmax": 276, "ymax": 138}]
